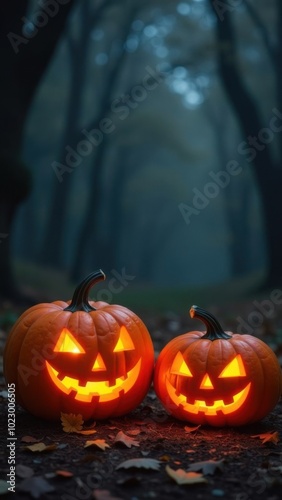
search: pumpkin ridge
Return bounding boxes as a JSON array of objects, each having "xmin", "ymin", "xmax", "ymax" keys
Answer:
[{"xmin": 238, "ymin": 336, "xmax": 281, "ymax": 421}]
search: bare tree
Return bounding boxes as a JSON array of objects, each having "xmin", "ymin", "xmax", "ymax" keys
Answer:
[{"xmin": 0, "ymin": 0, "xmax": 74, "ymax": 301}]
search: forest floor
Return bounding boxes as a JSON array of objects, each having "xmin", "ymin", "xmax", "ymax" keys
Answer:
[{"xmin": 0, "ymin": 285, "xmax": 282, "ymax": 500}]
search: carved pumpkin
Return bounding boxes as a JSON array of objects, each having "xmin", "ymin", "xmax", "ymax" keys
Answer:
[
  {"xmin": 154, "ymin": 306, "xmax": 282, "ymax": 426},
  {"xmin": 4, "ymin": 270, "xmax": 154, "ymax": 420}
]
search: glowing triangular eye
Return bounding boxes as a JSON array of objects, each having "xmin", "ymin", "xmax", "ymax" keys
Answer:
[
  {"xmin": 170, "ymin": 352, "xmax": 193, "ymax": 377},
  {"xmin": 219, "ymin": 354, "xmax": 246, "ymax": 378},
  {"xmin": 92, "ymin": 353, "xmax": 106, "ymax": 371},
  {"xmin": 113, "ymin": 326, "xmax": 135, "ymax": 352},
  {"xmin": 54, "ymin": 328, "xmax": 85, "ymax": 353}
]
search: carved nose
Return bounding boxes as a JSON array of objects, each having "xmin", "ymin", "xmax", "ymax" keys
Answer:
[
  {"xmin": 92, "ymin": 353, "xmax": 106, "ymax": 371},
  {"xmin": 200, "ymin": 373, "xmax": 214, "ymax": 389}
]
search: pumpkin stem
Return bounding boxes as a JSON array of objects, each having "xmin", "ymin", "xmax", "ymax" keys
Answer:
[
  {"xmin": 190, "ymin": 305, "xmax": 232, "ymax": 340},
  {"xmin": 64, "ymin": 270, "xmax": 106, "ymax": 312}
]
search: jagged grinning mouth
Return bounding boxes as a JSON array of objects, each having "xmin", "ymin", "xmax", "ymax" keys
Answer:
[
  {"xmin": 45, "ymin": 359, "xmax": 141, "ymax": 403},
  {"xmin": 166, "ymin": 378, "xmax": 251, "ymax": 415}
]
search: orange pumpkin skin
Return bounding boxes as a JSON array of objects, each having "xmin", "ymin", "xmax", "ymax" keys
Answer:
[
  {"xmin": 4, "ymin": 271, "xmax": 154, "ymax": 420},
  {"xmin": 154, "ymin": 306, "xmax": 282, "ymax": 427}
]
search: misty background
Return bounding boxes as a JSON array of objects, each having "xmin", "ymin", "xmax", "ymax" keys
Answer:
[{"xmin": 1, "ymin": 0, "xmax": 281, "ymax": 311}]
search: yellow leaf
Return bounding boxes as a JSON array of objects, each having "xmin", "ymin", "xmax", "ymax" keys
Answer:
[
  {"xmin": 61, "ymin": 413, "xmax": 84, "ymax": 433},
  {"xmin": 24, "ymin": 443, "xmax": 57, "ymax": 453},
  {"xmin": 165, "ymin": 465, "xmax": 207, "ymax": 485},
  {"xmin": 84, "ymin": 439, "xmax": 110, "ymax": 451}
]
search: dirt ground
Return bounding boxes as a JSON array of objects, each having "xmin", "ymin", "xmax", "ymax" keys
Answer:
[{"xmin": 0, "ymin": 298, "xmax": 282, "ymax": 500}]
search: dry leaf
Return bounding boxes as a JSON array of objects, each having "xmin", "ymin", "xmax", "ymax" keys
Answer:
[
  {"xmin": 114, "ymin": 431, "xmax": 139, "ymax": 448},
  {"xmin": 61, "ymin": 413, "xmax": 84, "ymax": 433},
  {"xmin": 127, "ymin": 429, "xmax": 141, "ymax": 436},
  {"xmin": 116, "ymin": 458, "xmax": 161, "ymax": 471},
  {"xmin": 188, "ymin": 459, "xmax": 224, "ymax": 475},
  {"xmin": 18, "ymin": 476, "xmax": 55, "ymax": 498},
  {"xmin": 55, "ymin": 470, "xmax": 74, "ymax": 478},
  {"xmin": 24, "ymin": 443, "xmax": 57, "ymax": 453},
  {"xmin": 251, "ymin": 431, "xmax": 279, "ymax": 444},
  {"xmin": 16, "ymin": 464, "xmax": 34, "ymax": 479},
  {"xmin": 184, "ymin": 425, "xmax": 201, "ymax": 433},
  {"xmin": 84, "ymin": 439, "xmax": 110, "ymax": 451},
  {"xmin": 76, "ymin": 429, "xmax": 97, "ymax": 435},
  {"xmin": 21, "ymin": 436, "xmax": 40, "ymax": 443},
  {"xmin": 93, "ymin": 490, "xmax": 123, "ymax": 500},
  {"xmin": 166, "ymin": 465, "xmax": 207, "ymax": 485}
]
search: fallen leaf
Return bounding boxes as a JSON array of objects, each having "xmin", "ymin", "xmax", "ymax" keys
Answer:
[
  {"xmin": 271, "ymin": 465, "xmax": 282, "ymax": 473},
  {"xmin": 184, "ymin": 425, "xmax": 201, "ymax": 433},
  {"xmin": 16, "ymin": 464, "xmax": 34, "ymax": 478},
  {"xmin": 61, "ymin": 412, "xmax": 84, "ymax": 433},
  {"xmin": 21, "ymin": 436, "xmax": 41, "ymax": 443},
  {"xmin": 166, "ymin": 465, "xmax": 207, "ymax": 485},
  {"xmin": 84, "ymin": 439, "xmax": 110, "ymax": 451},
  {"xmin": 75, "ymin": 429, "xmax": 97, "ymax": 435},
  {"xmin": 55, "ymin": 470, "xmax": 74, "ymax": 478},
  {"xmin": 251, "ymin": 432, "xmax": 279, "ymax": 444},
  {"xmin": 188, "ymin": 460, "xmax": 225, "ymax": 475},
  {"xmin": 18, "ymin": 476, "xmax": 55, "ymax": 498},
  {"xmin": 127, "ymin": 429, "xmax": 141, "ymax": 436},
  {"xmin": 114, "ymin": 431, "xmax": 139, "ymax": 448},
  {"xmin": 24, "ymin": 443, "xmax": 57, "ymax": 453},
  {"xmin": 116, "ymin": 458, "xmax": 161, "ymax": 471},
  {"xmin": 93, "ymin": 490, "xmax": 123, "ymax": 500}
]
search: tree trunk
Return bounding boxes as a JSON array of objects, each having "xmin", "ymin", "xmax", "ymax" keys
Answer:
[
  {"xmin": 0, "ymin": 0, "xmax": 74, "ymax": 300},
  {"xmin": 209, "ymin": 0, "xmax": 282, "ymax": 286}
]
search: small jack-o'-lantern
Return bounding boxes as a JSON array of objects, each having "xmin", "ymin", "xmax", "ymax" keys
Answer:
[
  {"xmin": 154, "ymin": 306, "xmax": 282, "ymax": 426},
  {"xmin": 4, "ymin": 270, "xmax": 154, "ymax": 420}
]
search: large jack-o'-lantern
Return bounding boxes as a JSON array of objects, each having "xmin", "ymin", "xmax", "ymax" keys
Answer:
[
  {"xmin": 4, "ymin": 270, "xmax": 154, "ymax": 420},
  {"xmin": 154, "ymin": 306, "xmax": 282, "ymax": 426}
]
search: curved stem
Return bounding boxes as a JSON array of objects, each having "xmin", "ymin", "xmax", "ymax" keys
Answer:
[
  {"xmin": 64, "ymin": 269, "xmax": 106, "ymax": 312},
  {"xmin": 190, "ymin": 305, "xmax": 232, "ymax": 340}
]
